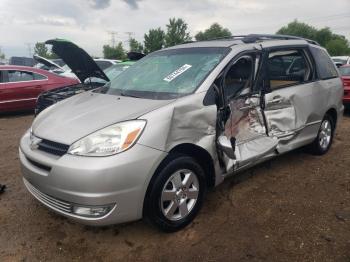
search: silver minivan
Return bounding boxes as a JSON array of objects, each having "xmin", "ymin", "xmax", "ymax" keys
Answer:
[{"xmin": 20, "ymin": 35, "xmax": 344, "ymax": 232}]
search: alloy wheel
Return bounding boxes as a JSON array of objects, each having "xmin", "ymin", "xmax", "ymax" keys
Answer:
[
  {"xmin": 319, "ymin": 119, "xmax": 332, "ymax": 150},
  {"xmin": 160, "ymin": 169, "xmax": 199, "ymax": 221}
]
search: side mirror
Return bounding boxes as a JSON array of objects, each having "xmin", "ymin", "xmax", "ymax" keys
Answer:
[{"xmin": 203, "ymin": 84, "xmax": 221, "ymax": 106}]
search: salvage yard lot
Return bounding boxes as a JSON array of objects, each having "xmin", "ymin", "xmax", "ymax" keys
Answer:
[{"xmin": 1, "ymin": 112, "xmax": 350, "ymax": 261}]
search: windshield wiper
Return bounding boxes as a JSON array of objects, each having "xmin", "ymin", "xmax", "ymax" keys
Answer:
[{"xmin": 119, "ymin": 91, "xmax": 141, "ymax": 98}]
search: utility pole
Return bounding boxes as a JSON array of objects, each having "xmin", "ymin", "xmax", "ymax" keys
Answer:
[
  {"xmin": 107, "ymin": 31, "xmax": 118, "ymax": 47},
  {"xmin": 125, "ymin": 32, "xmax": 134, "ymax": 41},
  {"xmin": 25, "ymin": 43, "xmax": 33, "ymax": 57},
  {"xmin": 125, "ymin": 32, "xmax": 135, "ymax": 50}
]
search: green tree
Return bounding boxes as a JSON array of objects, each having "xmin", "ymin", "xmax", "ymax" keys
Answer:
[
  {"xmin": 33, "ymin": 42, "xmax": 58, "ymax": 59},
  {"xmin": 277, "ymin": 20, "xmax": 350, "ymax": 55},
  {"xmin": 315, "ymin": 27, "xmax": 333, "ymax": 47},
  {"xmin": 103, "ymin": 42, "xmax": 126, "ymax": 60},
  {"xmin": 195, "ymin": 23, "xmax": 232, "ymax": 41},
  {"xmin": 144, "ymin": 28, "xmax": 165, "ymax": 54},
  {"xmin": 277, "ymin": 20, "xmax": 318, "ymax": 40},
  {"xmin": 165, "ymin": 18, "xmax": 191, "ymax": 47},
  {"xmin": 326, "ymin": 38, "xmax": 350, "ymax": 56},
  {"xmin": 34, "ymin": 42, "xmax": 50, "ymax": 58},
  {"xmin": 129, "ymin": 38, "xmax": 143, "ymax": 53}
]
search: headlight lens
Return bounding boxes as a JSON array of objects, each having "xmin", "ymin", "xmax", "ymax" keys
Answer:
[{"xmin": 68, "ymin": 120, "xmax": 146, "ymax": 156}]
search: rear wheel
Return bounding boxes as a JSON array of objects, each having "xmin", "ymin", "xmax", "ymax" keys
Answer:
[
  {"xmin": 144, "ymin": 154, "xmax": 206, "ymax": 232},
  {"xmin": 309, "ymin": 114, "xmax": 334, "ymax": 155}
]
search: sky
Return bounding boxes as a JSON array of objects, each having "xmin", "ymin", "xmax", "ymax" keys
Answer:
[{"xmin": 0, "ymin": 0, "xmax": 349, "ymax": 58}]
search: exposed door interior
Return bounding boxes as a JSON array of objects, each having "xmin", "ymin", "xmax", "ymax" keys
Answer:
[{"xmin": 216, "ymin": 52, "xmax": 278, "ymax": 173}]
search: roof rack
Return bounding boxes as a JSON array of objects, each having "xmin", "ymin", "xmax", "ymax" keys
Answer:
[{"xmin": 202, "ymin": 34, "xmax": 320, "ymax": 46}]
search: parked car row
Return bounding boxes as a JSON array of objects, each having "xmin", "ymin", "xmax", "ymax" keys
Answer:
[
  {"xmin": 340, "ymin": 64, "xmax": 350, "ymax": 107},
  {"xmin": 0, "ymin": 65, "xmax": 79, "ymax": 112},
  {"xmin": 19, "ymin": 34, "xmax": 344, "ymax": 232},
  {"xmin": 1, "ymin": 39, "xmax": 140, "ymax": 113}
]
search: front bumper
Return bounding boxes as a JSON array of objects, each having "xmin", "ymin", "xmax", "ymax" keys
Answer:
[{"xmin": 19, "ymin": 130, "xmax": 167, "ymax": 225}]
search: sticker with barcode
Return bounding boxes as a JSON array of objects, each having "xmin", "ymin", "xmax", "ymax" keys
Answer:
[{"xmin": 163, "ymin": 64, "xmax": 192, "ymax": 82}]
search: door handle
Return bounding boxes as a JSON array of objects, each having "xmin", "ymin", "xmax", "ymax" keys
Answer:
[
  {"xmin": 239, "ymin": 104, "xmax": 255, "ymax": 111},
  {"xmin": 269, "ymin": 97, "xmax": 282, "ymax": 104}
]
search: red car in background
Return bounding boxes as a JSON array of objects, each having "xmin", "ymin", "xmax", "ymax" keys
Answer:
[
  {"xmin": 339, "ymin": 65, "xmax": 350, "ymax": 108},
  {"xmin": 0, "ymin": 65, "xmax": 79, "ymax": 112}
]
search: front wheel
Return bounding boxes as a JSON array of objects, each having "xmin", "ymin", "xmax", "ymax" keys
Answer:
[
  {"xmin": 143, "ymin": 155, "xmax": 206, "ymax": 232},
  {"xmin": 309, "ymin": 115, "xmax": 334, "ymax": 155}
]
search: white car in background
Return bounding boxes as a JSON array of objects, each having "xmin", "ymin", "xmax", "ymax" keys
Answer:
[
  {"xmin": 332, "ymin": 56, "xmax": 350, "ymax": 67},
  {"xmin": 93, "ymin": 59, "xmax": 121, "ymax": 70},
  {"xmin": 34, "ymin": 55, "xmax": 121, "ymax": 81}
]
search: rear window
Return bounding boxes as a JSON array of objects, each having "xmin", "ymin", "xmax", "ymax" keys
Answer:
[
  {"xmin": 310, "ymin": 47, "xmax": 338, "ymax": 80},
  {"xmin": 339, "ymin": 66, "xmax": 350, "ymax": 76}
]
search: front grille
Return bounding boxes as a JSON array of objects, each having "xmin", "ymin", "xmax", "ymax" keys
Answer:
[
  {"xmin": 38, "ymin": 139, "xmax": 69, "ymax": 156},
  {"xmin": 24, "ymin": 179, "xmax": 73, "ymax": 214}
]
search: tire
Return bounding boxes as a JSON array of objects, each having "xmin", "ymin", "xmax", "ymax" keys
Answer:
[
  {"xmin": 309, "ymin": 114, "xmax": 334, "ymax": 155},
  {"xmin": 143, "ymin": 154, "xmax": 206, "ymax": 232}
]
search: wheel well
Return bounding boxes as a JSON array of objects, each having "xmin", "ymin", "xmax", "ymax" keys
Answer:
[
  {"xmin": 169, "ymin": 143, "xmax": 216, "ymax": 188},
  {"xmin": 326, "ymin": 108, "xmax": 337, "ymax": 128}
]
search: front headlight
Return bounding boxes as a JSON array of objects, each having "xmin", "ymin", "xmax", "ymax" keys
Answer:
[{"xmin": 68, "ymin": 120, "xmax": 146, "ymax": 156}]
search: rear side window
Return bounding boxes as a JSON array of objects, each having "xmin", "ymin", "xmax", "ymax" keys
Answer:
[
  {"xmin": 8, "ymin": 70, "xmax": 34, "ymax": 82},
  {"xmin": 309, "ymin": 47, "xmax": 338, "ymax": 80},
  {"xmin": 34, "ymin": 73, "xmax": 47, "ymax": 80},
  {"xmin": 266, "ymin": 49, "xmax": 312, "ymax": 89}
]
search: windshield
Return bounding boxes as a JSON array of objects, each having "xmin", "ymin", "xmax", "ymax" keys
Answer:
[
  {"xmin": 61, "ymin": 64, "xmax": 72, "ymax": 72},
  {"xmin": 332, "ymin": 58, "xmax": 347, "ymax": 65},
  {"xmin": 98, "ymin": 47, "xmax": 229, "ymax": 99},
  {"xmin": 339, "ymin": 66, "xmax": 350, "ymax": 76}
]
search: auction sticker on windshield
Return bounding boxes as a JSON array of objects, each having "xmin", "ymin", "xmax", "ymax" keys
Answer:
[{"xmin": 163, "ymin": 64, "xmax": 192, "ymax": 82}]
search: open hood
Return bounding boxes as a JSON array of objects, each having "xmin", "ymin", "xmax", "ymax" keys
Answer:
[
  {"xmin": 33, "ymin": 55, "xmax": 64, "ymax": 71},
  {"xmin": 45, "ymin": 39, "xmax": 109, "ymax": 83}
]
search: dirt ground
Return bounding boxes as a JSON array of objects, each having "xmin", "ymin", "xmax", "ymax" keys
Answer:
[{"xmin": 0, "ymin": 111, "xmax": 350, "ymax": 262}]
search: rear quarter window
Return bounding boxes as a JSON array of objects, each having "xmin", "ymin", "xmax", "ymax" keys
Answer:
[
  {"xmin": 310, "ymin": 47, "xmax": 338, "ymax": 80},
  {"xmin": 34, "ymin": 73, "xmax": 47, "ymax": 80}
]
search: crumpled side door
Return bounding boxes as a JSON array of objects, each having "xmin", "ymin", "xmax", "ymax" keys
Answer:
[
  {"xmin": 216, "ymin": 52, "xmax": 278, "ymax": 173},
  {"xmin": 262, "ymin": 47, "xmax": 318, "ymax": 153}
]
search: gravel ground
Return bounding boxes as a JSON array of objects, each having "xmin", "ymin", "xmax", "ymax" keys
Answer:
[{"xmin": 0, "ymin": 111, "xmax": 350, "ymax": 262}]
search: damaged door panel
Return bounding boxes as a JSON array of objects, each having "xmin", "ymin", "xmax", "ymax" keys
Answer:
[
  {"xmin": 262, "ymin": 48, "xmax": 320, "ymax": 153},
  {"xmin": 216, "ymin": 52, "xmax": 278, "ymax": 173}
]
